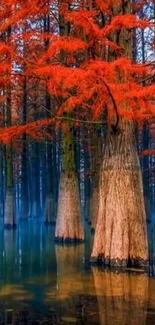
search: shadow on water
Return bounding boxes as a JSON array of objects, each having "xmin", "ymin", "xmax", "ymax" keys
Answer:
[{"xmin": 0, "ymin": 220, "xmax": 155, "ymax": 324}]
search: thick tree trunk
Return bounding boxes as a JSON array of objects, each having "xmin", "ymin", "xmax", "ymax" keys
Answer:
[
  {"xmin": 55, "ymin": 171, "xmax": 84, "ymax": 242},
  {"xmin": 55, "ymin": 126, "xmax": 84, "ymax": 243},
  {"xmin": 91, "ymin": 120, "xmax": 148, "ymax": 268}
]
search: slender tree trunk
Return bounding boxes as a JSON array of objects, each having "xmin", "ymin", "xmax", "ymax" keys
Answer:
[
  {"xmin": 45, "ymin": 138, "xmax": 57, "ymax": 225},
  {"xmin": 90, "ymin": 128, "xmax": 102, "ymax": 232},
  {"xmin": 83, "ymin": 130, "xmax": 91, "ymax": 223},
  {"xmin": 43, "ymin": 13, "xmax": 57, "ymax": 225},
  {"xmin": 91, "ymin": 120, "xmax": 148, "ymax": 267},
  {"xmin": 20, "ymin": 76, "xmax": 29, "ymax": 219},
  {"xmin": 44, "ymin": 94, "xmax": 57, "ymax": 224},
  {"xmin": 4, "ymin": 28, "xmax": 16, "ymax": 228},
  {"xmin": 4, "ymin": 145, "xmax": 16, "ymax": 228},
  {"xmin": 55, "ymin": 125, "xmax": 84, "ymax": 243},
  {"xmin": 32, "ymin": 141, "xmax": 41, "ymax": 218}
]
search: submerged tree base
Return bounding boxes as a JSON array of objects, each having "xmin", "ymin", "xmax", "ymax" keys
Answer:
[
  {"xmin": 55, "ymin": 237, "xmax": 84, "ymax": 245},
  {"xmin": 90, "ymin": 255, "xmax": 149, "ymax": 270},
  {"xmin": 4, "ymin": 188, "xmax": 16, "ymax": 228},
  {"xmin": 91, "ymin": 227, "xmax": 95, "ymax": 235},
  {"xmin": 44, "ymin": 194, "xmax": 56, "ymax": 225},
  {"xmin": 45, "ymin": 220, "xmax": 56, "ymax": 226},
  {"xmin": 91, "ymin": 120, "xmax": 148, "ymax": 270},
  {"xmin": 4, "ymin": 223, "xmax": 17, "ymax": 230}
]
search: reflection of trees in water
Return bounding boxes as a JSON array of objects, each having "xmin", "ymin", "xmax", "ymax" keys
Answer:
[
  {"xmin": 4, "ymin": 230, "xmax": 17, "ymax": 283},
  {"xmin": 54, "ymin": 244, "xmax": 85, "ymax": 320},
  {"xmin": 55, "ymin": 244, "xmax": 85, "ymax": 298},
  {"xmin": 92, "ymin": 268, "xmax": 148, "ymax": 325}
]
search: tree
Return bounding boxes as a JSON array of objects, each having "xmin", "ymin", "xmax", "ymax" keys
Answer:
[
  {"xmin": 4, "ymin": 26, "xmax": 16, "ymax": 228},
  {"xmin": 0, "ymin": 0, "xmax": 155, "ymax": 266}
]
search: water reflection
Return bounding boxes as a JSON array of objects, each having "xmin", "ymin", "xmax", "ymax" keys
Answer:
[
  {"xmin": 55, "ymin": 244, "xmax": 84, "ymax": 298},
  {"xmin": 0, "ymin": 222, "xmax": 154, "ymax": 324},
  {"xmin": 92, "ymin": 268, "xmax": 148, "ymax": 325}
]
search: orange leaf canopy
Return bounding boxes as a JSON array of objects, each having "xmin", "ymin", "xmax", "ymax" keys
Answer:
[{"xmin": 0, "ymin": 0, "xmax": 154, "ymax": 142}]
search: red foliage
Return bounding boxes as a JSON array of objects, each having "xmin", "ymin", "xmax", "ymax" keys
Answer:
[{"xmin": 0, "ymin": 0, "xmax": 154, "ymax": 142}]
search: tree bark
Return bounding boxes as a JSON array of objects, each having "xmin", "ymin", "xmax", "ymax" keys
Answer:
[
  {"xmin": 55, "ymin": 126, "xmax": 84, "ymax": 243},
  {"xmin": 4, "ymin": 27, "xmax": 16, "ymax": 228},
  {"xmin": 45, "ymin": 193, "xmax": 56, "ymax": 225},
  {"xmin": 91, "ymin": 119, "xmax": 148, "ymax": 268},
  {"xmin": 90, "ymin": 128, "xmax": 102, "ymax": 231},
  {"xmin": 20, "ymin": 76, "xmax": 29, "ymax": 219}
]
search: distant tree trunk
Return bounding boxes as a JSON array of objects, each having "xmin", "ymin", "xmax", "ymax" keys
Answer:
[
  {"xmin": 44, "ymin": 91, "xmax": 57, "ymax": 225},
  {"xmin": 0, "ymin": 145, "xmax": 5, "ymax": 217},
  {"xmin": 32, "ymin": 141, "xmax": 41, "ymax": 218},
  {"xmin": 90, "ymin": 128, "xmax": 102, "ymax": 232},
  {"xmin": 4, "ymin": 90, "xmax": 16, "ymax": 228},
  {"xmin": 0, "ymin": 96, "xmax": 5, "ymax": 217},
  {"xmin": 4, "ymin": 144, "xmax": 16, "ymax": 228},
  {"xmin": 55, "ymin": 125, "xmax": 84, "ymax": 243},
  {"xmin": 45, "ymin": 139, "xmax": 57, "ymax": 224},
  {"xmin": 20, "ymin": 76, "xmax": 29, "ymax": 219},
  {"xmin": 91, "ymin": 120, "xmax": 148, "ymax": 267},
  {"xmin": 32, "ymin": 86, "xmax": 41, "ymax": 218},
  {"xmin": 43, "ymin": 12, "xmax": 58, "ymax": 225},
  {"xmin": 4, "ymin": 26, "xmax": 16, "ymax": 228},
  {"xmin": 83, "ymin": 129, "xmax": 91, "ymax": 223}
]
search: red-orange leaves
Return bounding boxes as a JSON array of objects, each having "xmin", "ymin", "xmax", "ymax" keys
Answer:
[
  {"xmin": 103, "ymin": 14, "xmax": 150, "ymax": 37},
  {"xmin": 96, "ymin": 0, "xmax": 122, "ymax": 14},
  {"xmin": 140, "ymin": 149, "xmax": 155, "ymax": 157},
  {"xmin": 66, "ymin": 10, "xmax": 99, "ymax": 37},
  {"xmin": 0, "ymin": 42, "xmax": 12, "ymax": 55},
  {"xmin": 39, "ymin": 36, "xmax": 88, "ymax": 64}
]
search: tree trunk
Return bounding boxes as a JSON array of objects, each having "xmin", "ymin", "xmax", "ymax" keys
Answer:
[
  {"xmin": 4, "ymin": 146, "xmax": 16, "ymax": 228},
  {"xmin": 20, "ymin": 76, "xmax": 29, "ymax": 219},
  {"xmin": 55, "ymin": 126, "xmax": 84, "ymax": 243},
  {"xmin": 45, "ymin": 193, "xmax": 56, "ymax": 225},
  {"xmin": 90, "ymin": 128, "xmax": 102, "ymax": 232},
  {"xmin": 43, "ymin": 13, "xmax": 57, "ymax": 225},
  {"xmin": 4, "ymin": 27, "xmax": 16, "ymax": 229},
  {"xmin": 91, "ymin": 119, "xmax": 148, "ymax": 268},
  {"xmin": 83, "ymin": 130, "xmax": 91, "ymax": 223}
]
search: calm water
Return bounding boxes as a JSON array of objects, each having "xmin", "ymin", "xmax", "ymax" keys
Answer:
[{"xmin": 0, "ymin": 220, "xmax": 155, "ymax": 324}]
